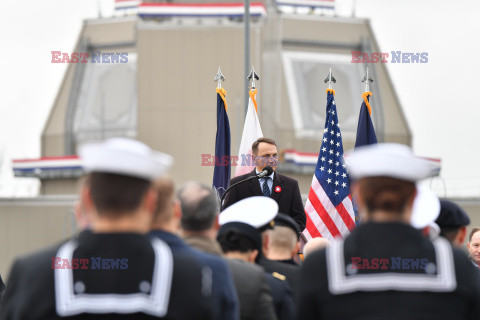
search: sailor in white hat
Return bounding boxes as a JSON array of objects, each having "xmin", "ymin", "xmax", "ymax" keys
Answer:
[
  {"xmin": 220, "ymin": 197, "xmax": 302, "ymax": 303},
  {"xmin": 218, "ymin": 196, "xmax": 278, "ymax": 265},
  {"xmin": 0, "ymin": 138, "xmax": 214, "ymax": 320},
  {"xmin": 411, "ymin": 184, "xmax": 441, "ymax": 240},
  {"xmin": 219, "ymin": 196, "xmax": 278, "ymax": 230},
  {"xmin": 218, "ymin": 196, "xmax": 296, "ymax": 320},
  {"xmin": 297, "ymin": 143, "xmax": 480, "ymax": 320},
  {"xmin": 79, "ymin": 137, "xmax": 173, "ymax": 181}
]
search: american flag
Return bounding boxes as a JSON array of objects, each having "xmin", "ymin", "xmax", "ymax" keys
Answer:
[{"xmin": 303, "ymin": 89, "xmax": 356, "ymax": 241}]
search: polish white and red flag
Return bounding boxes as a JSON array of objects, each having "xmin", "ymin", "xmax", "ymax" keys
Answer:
[
  {"xmin": 234, "ymin": 88, "xmax": 263, "ymax": 177},
  {"xmin": 303, "ymin": 89, "xmax": 356, "ymax": 241}
]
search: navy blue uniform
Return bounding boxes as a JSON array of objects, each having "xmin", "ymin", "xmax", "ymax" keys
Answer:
[
  {"xmin": 298, "ymin": 222, "xmax": 480, "ymax": 320},
  {"xmin": 0, "ymin": 232, "xmax": 213, "ymax": 320},
  {"xmin": 149, "ymin": 230, "xmax": 239, "ymax": 320},
  {"xmin": 264, "ymin": 273, "xmax": 295, "ymax": 320},
  {"xmin": 259, "ymin": 257, "xmax": 300, "ymax": 300}
]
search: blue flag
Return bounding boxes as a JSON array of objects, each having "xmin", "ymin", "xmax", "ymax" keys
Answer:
[
  {"xmin": 212, "ymin": 88, "xmax": 231, "ymax": 198},
  {"xmin": 354, "ymin": 92, "xmax": 377, "ymax": 148},
  {"xmin": 352, "ymin": 92, "xmax": 377, "ymax": 225}
]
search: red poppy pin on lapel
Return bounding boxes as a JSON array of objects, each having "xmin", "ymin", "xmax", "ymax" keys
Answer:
[{"xmin": 275, "ymin": 186, "xmax": 282, "ymax": 193}]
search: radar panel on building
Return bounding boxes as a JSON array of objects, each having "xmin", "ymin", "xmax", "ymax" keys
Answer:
[
  {"xmin": 283, "ymin": 51, "xmax": 374, "ymax": 139},
  {"xmin": 73, "ymin": 53, "xmax": 137, "ymax": 145}
]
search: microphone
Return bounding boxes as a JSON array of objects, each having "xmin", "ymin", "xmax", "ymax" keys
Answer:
[
  {"xmin": 220, "ymin": 166, "xmax": 275, "ymax": 207},
  {"xmin": 256, "ymin": 166, "xmax": 274, "ymax": 178}
]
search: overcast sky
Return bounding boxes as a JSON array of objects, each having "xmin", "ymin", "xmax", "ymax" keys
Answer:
[{"xmin": 0, "ymin": 0, "xmax": 478, "ymax": 197}]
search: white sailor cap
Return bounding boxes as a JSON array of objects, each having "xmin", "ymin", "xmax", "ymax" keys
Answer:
[
  {"xmin": 410, "ymin": 184, "xmax": 441, "ymax": 229},
  {"xmin": 79, "ymin": 138, "xmax": 174, "ymax": 181},
  {"xmin": 219, "ymin": 196, "xmax": 278, "ymax": 229},
  {"xmin": 345, "ymin": 143, "xmax": 440, "ymax": 182}
]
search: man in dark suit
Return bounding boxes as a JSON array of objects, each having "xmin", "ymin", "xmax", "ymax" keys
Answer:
[{"xmin": 222, "ymin": 138, "xmax": 306, "ymax": 232}]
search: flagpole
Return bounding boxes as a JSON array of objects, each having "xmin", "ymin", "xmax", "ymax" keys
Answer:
[
  {"xmin": 212, "ymin": 66, "xmax": 230, "ymax": 198},
  {"xmin": 234, "ymin": 65, "xmax": 263, "ymax": 178},
  {"xmin": 362, "ymin": 67, "xmax": 373, "ymax": 92},
  {"xmin": 303, "ymin": 67, "xmax": 357, "ymax": 241},
  {"xmin": 244, "ymin": 0, "xmax": 251, "ymax": 117}
]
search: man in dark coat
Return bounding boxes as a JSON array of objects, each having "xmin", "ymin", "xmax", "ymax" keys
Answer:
[
  {"xmin": 259, "ymin": 214, "xmax": 301, "ymax": 299},
  {"xmin": 219, "ymin": 197, "xmax": 295, "ymax": 320},
  {"xmin": 179, "ymin": 181, "xmax": 277, "ymax": 320},
  {"xmin": 222, "ymin": 138, "xmax": 306, "ymax": 232},
  {"xmin": 149, "ymin": 178, "xmax": 238, "ymax": 320},
  {"xmin": 0, "ymin": 274, "xmax": 5, "ymax": 298},
  {"xmin": 435, "ymin": 199, "xmax": 471, "ymax": 247},
  {"xmin": 0, "ymin": 138, "xmax": 213, "ymax": 320}
]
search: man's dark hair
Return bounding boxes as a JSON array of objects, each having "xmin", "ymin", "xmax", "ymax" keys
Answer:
[
  {"xmin": 218, "ymin": 229, "xmax": 257, "ymax": 253},
  {"xmin": 469, "ymin": 227, "xmax": 480, "ymax": 243},
  {"xmin": 252, "ymin": 137, "xmax": 277, "ymax": 155},
  {"xmin": 178, "ymin": 182, "xmax": 219, "ymax": 231},
  {"xmin": 440, "ymin": 227, "xmax": 461, "ymax": 243},
  {"xmin": 88, "ymin": 172, "xmax": 151, "ymax": 215}
]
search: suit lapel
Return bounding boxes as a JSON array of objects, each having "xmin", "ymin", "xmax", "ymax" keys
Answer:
[
  {"xmin": 248, "ymin": 170, "xmax": 263, "ymax": 196},
  {"xmin": 270, "ymin": 172, "xmax": 283, "ymax": 202}
]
